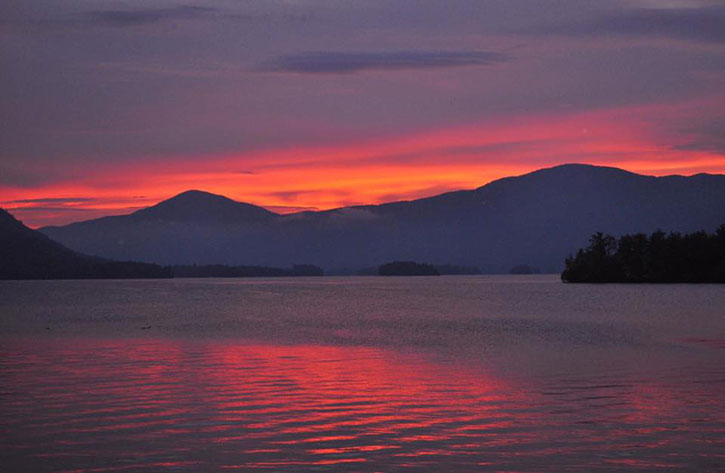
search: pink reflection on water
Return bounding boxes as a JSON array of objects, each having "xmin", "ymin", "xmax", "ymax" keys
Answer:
[{"xmin": 1, "ymin": 336, "xmax": 723, "ymax": 472}]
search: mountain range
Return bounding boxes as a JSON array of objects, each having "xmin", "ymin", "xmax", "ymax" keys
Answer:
[
  {"xmin": 40, "ymin": 164, "xmax": 725, "ymax": 273},
  {"xmin": 0, "ymin": 209, "xmax": 169, "ymax": 279}
]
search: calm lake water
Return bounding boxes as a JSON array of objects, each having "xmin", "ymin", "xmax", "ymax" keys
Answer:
[{"xmin": 1, "ymin": 275, "xmax": 723, "ymax": 472}]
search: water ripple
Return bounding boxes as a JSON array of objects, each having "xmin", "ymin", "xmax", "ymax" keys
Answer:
[{"xmin": 1, "ymin": 337, "xmax": 724, "ymax": 472}]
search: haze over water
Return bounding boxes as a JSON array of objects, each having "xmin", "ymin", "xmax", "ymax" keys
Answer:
[{"xmin": 1, "ymin": 275, "xmax": 724, "ymax": 472}]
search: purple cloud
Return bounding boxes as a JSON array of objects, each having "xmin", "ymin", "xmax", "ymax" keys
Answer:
[
  {"xmin": 541, "ymin": 6, "xmax": 725, "ymax": 44},
  {"xmin": 85, "ymin": 5, "xmax": 215, "ymax": 27},
  {"xmin": 261, "ymin": 50, "xmax": 511, "ymax": 74}
]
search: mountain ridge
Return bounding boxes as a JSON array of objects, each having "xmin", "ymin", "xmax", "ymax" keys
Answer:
[
  {"xmin": 0, "ymin": 209, "xmax": 170, "ymax": 279},
  {"xmin": 130, "ymin": 189, "xmax": 277, "ymax": 223},
  {"xmin": 39, "ymin": 164, "xmax": 725, "ymax": 272}
]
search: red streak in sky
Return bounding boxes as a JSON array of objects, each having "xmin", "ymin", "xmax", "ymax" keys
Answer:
[{"xmin": 2, "ymin": 103, "xmax": 723, "ymax": 228}]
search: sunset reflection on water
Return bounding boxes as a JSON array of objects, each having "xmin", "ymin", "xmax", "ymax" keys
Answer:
[{"xmin": 2, "ymin": 336, "xmax": 723, "ymax": 472}]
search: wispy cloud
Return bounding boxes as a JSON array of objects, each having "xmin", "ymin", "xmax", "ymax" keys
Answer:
[
  {"xmin": 264, "ymin": 205, "xmax": 319, "ymax": 214},
  {"xmin": 264, "ymin": 189, "xmax": 352, "ymax": 201},
  {"xmin": 674, "ymin": 117, "xmax": 725, "ymax": 153},
  {"xmin": 260, "ymin": 50, "xmax": 511, "ymax": 74},
  {"xmin": 542, "ymin": 5, "xmax": 725, "ymax": 43},
  {"xmin": 6, "ymin": 197, "xmax": 97, "ymax": 204},
  {"xmin": 85, "ymin": 5, "xmax": 215, "ymax": 27},
  {"xmin": 5, "ymin": 206, "xmax": 99, "ymax": 213}
]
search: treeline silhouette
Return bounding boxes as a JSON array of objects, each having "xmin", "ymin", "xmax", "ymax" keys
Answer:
[
  {"xmin": 378, "ymin": 261, "xmax": 440, "ymax": 276},
  {"xmin": 172, "ymin": 264, "xmax": 323, "ymax": 278},
  {"xmin": 510, "ymin": 264, "xmax": 540, "ymax": 275},
  {"xmin": 352, "ymin": 263, "xmax": 479, "ymax": 276},
  {"xmin": 562, "ymin": 226, "xmax": 725, "ymax": 283},
  {"xmin": 1, "ymin": 257, "xmax": 172, "ymax": 280}
]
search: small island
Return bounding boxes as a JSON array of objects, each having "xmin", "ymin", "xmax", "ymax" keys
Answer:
[
  {"xmin": 378, "ymin": 261, "xmax": 440, "ymax": 276},
  {"xmin": 562, "ymin": 226, "xmax": 725, "ymax": 283}
]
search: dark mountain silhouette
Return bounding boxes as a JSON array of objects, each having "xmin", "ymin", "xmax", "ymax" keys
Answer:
[
  {"xmin": 40, "ymin": 164, "xmax": 725, "ymax": 273},
  {"xmin": 0, "ymin": 209, "xmax": 171, "ymax": 279},
  {"xmin": 130, "ymin": 190, "xmax": 276, "ymax": 224}
]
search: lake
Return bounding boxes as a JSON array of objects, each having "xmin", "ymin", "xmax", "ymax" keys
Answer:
[{"xmin": 1, "ymin": 275, "xmax": 723, "ymax": 472}]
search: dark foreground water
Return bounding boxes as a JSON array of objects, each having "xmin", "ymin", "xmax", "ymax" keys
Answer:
[{"xmin": 0, "ymin": 276, "xmax": 723, "ymax": 472}]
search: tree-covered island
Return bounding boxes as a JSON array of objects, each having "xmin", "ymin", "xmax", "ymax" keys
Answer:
[{"xmin": 562, "ymin": 226, "xmax": 725, "ymax": 283}]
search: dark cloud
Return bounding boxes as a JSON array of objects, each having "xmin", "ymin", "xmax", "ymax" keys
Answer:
[
  {"xmin": 261, "ymin": 50, "xmax": 511, "ymax": 74},
  {"xmin": 6, "ymin": 197, "xmax": 97, "ymax": 204},
  {"xmin": 5, "ymin": 206, "xmax": 98, "ymax": 213},
  {"xmin": 85, "ymin": 5, "xmax": 215, "ymax": 27},
  {"xmin": 265, "ymin": 205, "xmax": 319, "ymax": 214},
  {"xmin": 543, "ymin": 6, "xmax": 725, "ymax": 44},
  {"xmin": 265, "ymin": 189, "xmax": 352, "ymax": 201},
  {"xmin": 674, "ymin": 117, "xmax": 725, "ymax": 153}
]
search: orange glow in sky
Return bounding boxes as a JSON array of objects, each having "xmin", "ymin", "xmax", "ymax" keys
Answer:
[{"xmin": 2, "ymin": 103, "xmax": 724, "ymax": 228}]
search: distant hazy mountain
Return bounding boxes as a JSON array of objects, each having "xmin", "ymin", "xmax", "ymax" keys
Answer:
[
  {"xmin": 41, "ymin": 164, "xmax": 725, "ymax": 273},
  {"xmin": 0, "ymin": 209, "xmax": 169, "ymax": 279}
]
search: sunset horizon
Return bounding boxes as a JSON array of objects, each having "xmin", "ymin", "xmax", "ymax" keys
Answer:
[
  {"xmin": 3, "ymin": 1, "xmax": 724, "ymax": 228},
  {"xmin": 6, "ymin": 157, "xmax": 725, "ymax": 228}
]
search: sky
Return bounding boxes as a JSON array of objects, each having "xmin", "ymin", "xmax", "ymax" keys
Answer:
[{"xmin": 1, "ymin": 0, "xmax": 724, "ymax": 227}]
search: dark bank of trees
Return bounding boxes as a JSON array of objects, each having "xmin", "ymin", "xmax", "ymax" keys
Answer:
[
  {"xmin": 351, "ymin": 263, "xmax": 479, "ymax": 276},
  {"xmin": 562, "ymin": 226, "xmax": 725, "ymax": 283},
  {"xmin": 378, "ymin": 261, "xmax": 440, "ymax": 276},
  {"xmin": 510, "ymin": 264, "xmax": 540, "ymax": 275},
  {"xmin": 1, "ymin": 257, "xmax": 172, "ymax": 280},
  {"xmin": 171, "ymin": 264, "xmax": 323, "ymax": 278}
]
